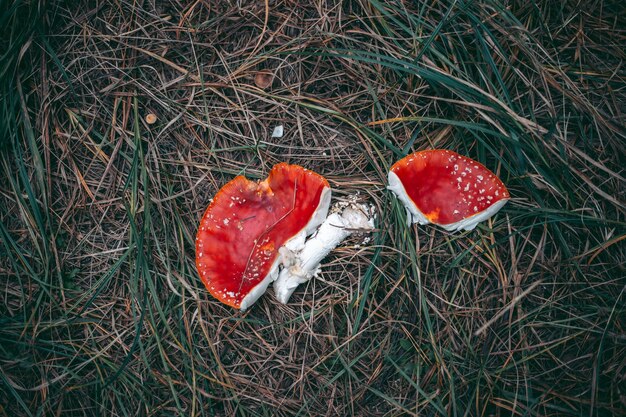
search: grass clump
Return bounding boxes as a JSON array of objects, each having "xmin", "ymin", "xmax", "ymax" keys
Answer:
[{"xmin": 1, "ymin": 0, "xmax": 624, "ymax": 416}]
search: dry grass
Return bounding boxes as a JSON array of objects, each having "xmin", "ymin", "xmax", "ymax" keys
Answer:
[{"xmin": 1, "ymin": 0, "xmax": 625, "ymax": 416}]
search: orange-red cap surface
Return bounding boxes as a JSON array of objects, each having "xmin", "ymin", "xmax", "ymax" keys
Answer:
[
  {"xmin": 389, "ymin": 149, "xmax": 509, "ymax": 227},
  {"xmin": 196, "ymin": 163, "xmax": 330, "ymax": 309}
]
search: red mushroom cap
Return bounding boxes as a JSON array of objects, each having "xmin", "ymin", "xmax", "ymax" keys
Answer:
[
  {"xmin": 196, "ymin": 163, "xmax": 330, "ymax": 309},
  {"xmin": 388, "ymin": 149, "xmax": 510, "ymax": 231}
]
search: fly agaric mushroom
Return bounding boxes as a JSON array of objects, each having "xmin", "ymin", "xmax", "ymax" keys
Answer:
[
  {"xmin": 388, "ymin": 149, "xmax": 510, "ymax": 231},
  {"xmin": 196, "ymin": 163, "xmax": 331, "ymax": 310}
]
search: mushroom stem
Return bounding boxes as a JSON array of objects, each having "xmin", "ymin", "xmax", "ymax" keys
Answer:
[{"xmin": 274, "ymin": 204, "xmax": 374, "ymax": 304}]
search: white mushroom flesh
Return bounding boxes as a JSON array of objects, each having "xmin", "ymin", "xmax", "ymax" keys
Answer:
[{"xmin": 273, "ymin": 203, "xmax": 375, "ymax": 304}]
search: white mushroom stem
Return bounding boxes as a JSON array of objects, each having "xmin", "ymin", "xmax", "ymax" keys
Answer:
[{"xmin": 273, "ymin": 204, "xmax": 374, "ymax": 304}]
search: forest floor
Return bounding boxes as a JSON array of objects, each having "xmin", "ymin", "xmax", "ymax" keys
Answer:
[{"xmin": 1, "ymin": 1, "xmax": 625, "ymax": 416}]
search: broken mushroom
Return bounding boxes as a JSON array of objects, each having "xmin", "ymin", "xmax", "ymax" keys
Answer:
[
  {"xmin": 388, "ymin": 149, "xmax": 510, "ymax": 231},
  {"xmin": 273, "ymin": 201, "xmax": 375, "ymax": 304},
  {"xmin": 196, "ymin": 163, "xmax": 331, "ymax": 310}
]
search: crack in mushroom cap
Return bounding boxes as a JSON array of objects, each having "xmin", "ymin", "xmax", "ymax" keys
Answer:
[
  {"xmin": 388, "ymin": 149, "xmax": 510, "ymax": 231},
  {"xmin": 195, "ymin": 163, "xmax": 330, "ymax": 309}
]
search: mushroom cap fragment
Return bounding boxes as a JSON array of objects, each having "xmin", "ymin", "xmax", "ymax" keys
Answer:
[
  {"xmin": 196, "ymin": 163, "xmax": 330, "ymax": 309},
  {"xmin": 388, "ymin": 149, "xmax": 510, "ymax": 231}
]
